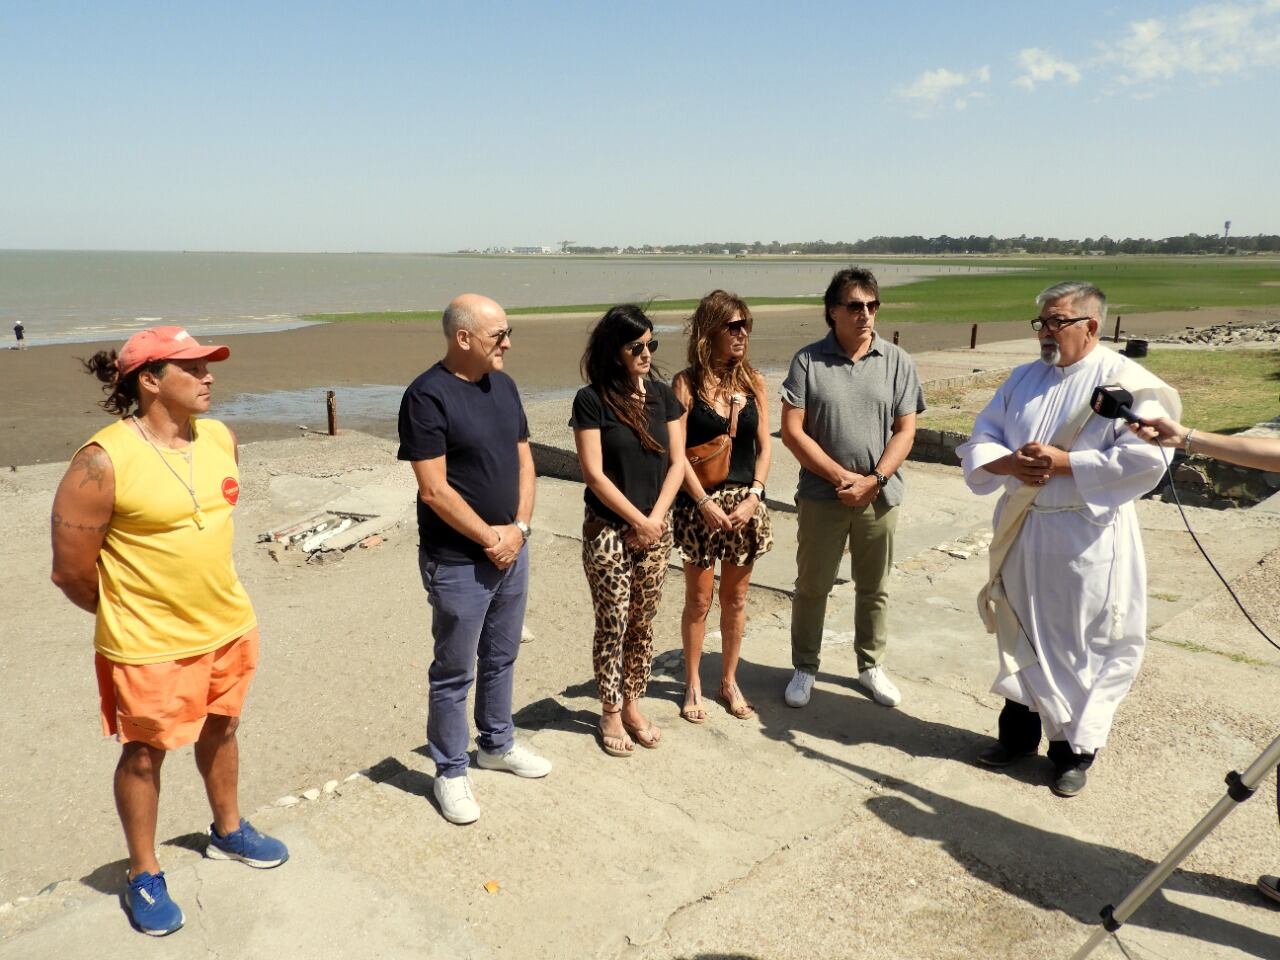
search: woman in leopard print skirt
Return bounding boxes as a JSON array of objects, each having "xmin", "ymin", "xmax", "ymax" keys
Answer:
[
  {"xmin": 671, "ymin": 290, "xmax": 773, "ymax": 724},
  {"xmin": 571, "ymin": 305, "xmax": 686, "ymax": 757}
]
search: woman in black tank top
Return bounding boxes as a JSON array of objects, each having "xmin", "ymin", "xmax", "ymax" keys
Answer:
[{"xmin": 671, "ymin": 290, "xmax": 774, "ymax": 724}]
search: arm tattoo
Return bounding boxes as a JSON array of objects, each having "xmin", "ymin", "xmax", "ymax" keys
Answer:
[
  {"xmin": 51, "ymin": 512, "xmax": 111, "ymax": 533},
  {"xmin": 71, "ymin": 447, "xmax": 111, "ymax": 490}
]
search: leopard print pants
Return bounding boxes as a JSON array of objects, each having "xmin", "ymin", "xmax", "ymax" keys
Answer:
[{"xmin": 582, "ymin": 507, "xmax": 673, "ymax": 706}]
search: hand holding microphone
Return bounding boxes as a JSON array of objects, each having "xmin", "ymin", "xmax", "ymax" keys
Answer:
[{"xmin": 1091, "ymin": 384, "xmax": 1191, "ymax": 448}]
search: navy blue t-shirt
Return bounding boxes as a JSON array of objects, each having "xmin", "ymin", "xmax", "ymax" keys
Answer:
[{"xmin": 397, "ymin": 362, "xmax": 529, "ymax": 564}]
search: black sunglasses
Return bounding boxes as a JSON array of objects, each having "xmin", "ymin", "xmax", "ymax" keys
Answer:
[
  {"xmin": 723, "ymin": 320, "xmax": 750, "ymax": 335},
  {"xmin": 625, "ymin": 338, "xmax": 658, "ymax": 357},
  {"xmin": 841, "ymin": 298, "xmax": 880, "ymax": 314}
]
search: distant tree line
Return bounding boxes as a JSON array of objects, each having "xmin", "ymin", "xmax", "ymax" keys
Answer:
[{"xmin": 565, "ymin": 233, "xmax": 1280, "ymax": 256}]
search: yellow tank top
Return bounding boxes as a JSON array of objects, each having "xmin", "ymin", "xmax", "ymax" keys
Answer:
[{"xmin": 84, "ymin": 418, "xmax": 256, "ymax": 664}]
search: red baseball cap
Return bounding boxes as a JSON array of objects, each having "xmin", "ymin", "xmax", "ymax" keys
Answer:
[{"xmin": 116, "ymin": 326, "xmax": 231, "ymax": 377}]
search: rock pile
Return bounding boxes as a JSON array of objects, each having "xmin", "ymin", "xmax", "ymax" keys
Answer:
[{"xmin": 1150, "ymin": 321, "xmax": 1280, "ymax": 345}]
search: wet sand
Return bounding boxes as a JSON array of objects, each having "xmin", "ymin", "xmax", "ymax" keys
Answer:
[{"xmin": 1, "ymin": 305, "xmax": 1269, "ymax": 467}]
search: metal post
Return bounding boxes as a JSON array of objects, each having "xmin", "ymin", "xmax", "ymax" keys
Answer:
[
  {"xmin": 1113, "ymin": 314, "xmax": 1122, "ymax": 343},
  {"xmin": 892, "ymin": 330, "xmax": 900, "ymax": 346},
  {"xmin": 326, "ymin": 390, "xmax": 337, "ymax": 436},
  {"xmin": 1072, "ymin": 734, "xmax": 1280, "ymax": 959},
  {"xmin": 970, "ymin": 324, "xmax": 978, "ymax": 350}
]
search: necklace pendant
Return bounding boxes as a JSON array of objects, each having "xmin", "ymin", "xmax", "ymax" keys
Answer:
[{"xmin": 193, "ymin": 508, "xmax": 206, "ymax": 530}]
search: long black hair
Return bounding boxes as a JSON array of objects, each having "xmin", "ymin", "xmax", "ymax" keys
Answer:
[
  {"xmin": 80, "ymin": 351, "xmax": 168, "ymax": 416},
  {"xmin": 580, "ymin": 303, "xmax": 663, "ymax": 453}
]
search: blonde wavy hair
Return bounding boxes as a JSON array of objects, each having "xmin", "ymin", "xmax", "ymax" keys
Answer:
[{"xmin": 682, "ymin": 289, "xmax": 759, "ymax": 404}]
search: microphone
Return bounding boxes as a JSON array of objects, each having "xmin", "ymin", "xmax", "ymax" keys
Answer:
[{"xmin": 1090, "ymin": 385, "xmax": 1140, "ymax": 423}]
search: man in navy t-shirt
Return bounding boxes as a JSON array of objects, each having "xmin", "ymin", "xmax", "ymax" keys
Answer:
[{"xmin": 397, "ymin": 293, "xmax": 551, "ymax": 825}]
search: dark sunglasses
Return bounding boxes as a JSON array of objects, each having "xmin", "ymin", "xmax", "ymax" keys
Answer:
[
  {"xmin": 625, "ymin": 338, "xmax": 658, "ymax": 357},
  {"xmin": 723, "ymin": 320, "xmax": 751, "ymax": 335},
  {"xmin": 842, "ymin": 299, "xmax": 880, "ymax": 314},
  {"xmin": 477, "ymin": 327, "xmax": 513, "ymax": 341}
]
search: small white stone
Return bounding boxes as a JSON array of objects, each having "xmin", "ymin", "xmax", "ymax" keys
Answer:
[
  {"xmin": 947, "ymin": 550, "xmax": 970, "ymax": 560},
  {"xmin": 275, "ymin": 795, "xmax": 301, "ymax": 807},
  {"xmin": 323, "ymin": 779, "xmax": 339, "ymax": 794},
  {"xmin": 301, "ymin": 788, "xmax": 321, "ymax": 801},
  {"xmin": 344, "ymin": 772, "xmax": 363, "ymax": 782}
]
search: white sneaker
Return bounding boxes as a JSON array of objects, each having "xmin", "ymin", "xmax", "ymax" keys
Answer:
[
  {"xmin": 858, "ymin": 666, "xmax": 902, "ymax": 707},
  {"xmin": 476, "ymin": 742, "xmax": 552, "ymax": 779},
  {"xmin": 784, "ymin": 669, "xmax": 815, "ymax": 708},
  {"xmin": 433, "ymin": 775, "xmax": 480, "ymax": 824}
]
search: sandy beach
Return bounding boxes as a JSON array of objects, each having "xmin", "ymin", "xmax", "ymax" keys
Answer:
[{"xmin": 1, "ymin": 305, "xmax": 1265, "ymax": 468}]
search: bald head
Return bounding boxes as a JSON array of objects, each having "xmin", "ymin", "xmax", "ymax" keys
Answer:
[{"xmin": 443, "ymin": 294, "xmax": 504, "ymax": 339}]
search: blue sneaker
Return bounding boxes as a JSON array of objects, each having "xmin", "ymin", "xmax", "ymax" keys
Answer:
[
  {"xmin": 126, "ymin": 870, "xmax": 184, "ymax": 936},
  {"xmin": 205, "ymin": 819, "xmax": 289, "ymax": 868}
]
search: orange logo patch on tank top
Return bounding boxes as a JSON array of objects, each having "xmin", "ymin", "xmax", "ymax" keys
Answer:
[{"xmin": 222, "ymin": 477, "xmax": 240, "ymax": 505}]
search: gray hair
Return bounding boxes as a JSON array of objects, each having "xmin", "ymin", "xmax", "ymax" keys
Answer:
[
  {"xmin": 442, "ymin": 301, "xmax": 480, "ymax": 338},
  {"xmin": 1036, "ymin": 280, "xmax": 1107, "ymax": 323}
]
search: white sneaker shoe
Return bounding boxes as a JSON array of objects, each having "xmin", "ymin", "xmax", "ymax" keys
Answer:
[
  {"xmin": 858, "ymin": 666, "xmax": 902, "ymax": 707},
  {"xmin": 433, "ymin": 775, "xmax": 480, "ymax": 824},
  {"xmin": 476, "ymin": 742, "xmax": 552, "ymax": 779},
  {"xmin": 784, "ymin": 669, "xmax": 815, "ymax": 708}
]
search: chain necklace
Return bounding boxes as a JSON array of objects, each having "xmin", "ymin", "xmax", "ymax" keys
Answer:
[{"xmin": 132, "ymin": 416, "xmax": 205, "ymax": 529}]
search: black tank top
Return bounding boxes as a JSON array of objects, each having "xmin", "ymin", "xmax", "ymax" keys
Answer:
[{"xmin": 680, "ymin": 390, "xmax": 758, "ymax": 497}]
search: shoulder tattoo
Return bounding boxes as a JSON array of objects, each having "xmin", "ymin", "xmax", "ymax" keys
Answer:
[
  {"xmin": 70, "ymin": 446, "xmax": 111, "ymax": 490},
  {"xmin": 51, "ymin": 511, "xmax": 111, "ymax": 533}
]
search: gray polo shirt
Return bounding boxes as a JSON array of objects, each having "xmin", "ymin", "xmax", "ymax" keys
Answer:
[{"xmin": 780, "ymin": 330, "xmax": 926, "ymax": 506}]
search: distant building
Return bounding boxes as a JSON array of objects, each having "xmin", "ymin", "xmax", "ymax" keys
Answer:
[{"xmin": 512, "ymin": 246, "xmax": 553, "ymax": 254}]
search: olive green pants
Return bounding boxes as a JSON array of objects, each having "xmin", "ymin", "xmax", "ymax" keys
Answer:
[{"xmin": 790, "ymin": 497, "xmax": 897, "ymax": 674}]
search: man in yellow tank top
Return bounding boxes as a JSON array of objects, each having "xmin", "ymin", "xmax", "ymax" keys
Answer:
[{"xmin": 51, "ymin": 326, "xmax": 288, "ymax": 937}]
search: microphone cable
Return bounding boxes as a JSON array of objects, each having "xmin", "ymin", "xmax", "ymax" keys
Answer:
[{"xmin": 1152, "ymin": 443, "xmax": 1279, "ymax": 654}]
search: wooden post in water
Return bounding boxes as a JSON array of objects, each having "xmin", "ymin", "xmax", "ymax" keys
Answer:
[
  {"xmin": 892, "ymin": 330, "xmax": 900, "ymax": 346},
  {"xmin": 326, "ymin": 390, "xmax": 337, "ymax": 436},
  {"xmin": 970, "ymin": 323, "xmax": 978, "ymax": 349},
  {"xmin": 1113, "ymin": 314, "xmax": 1122, "ymax": 343}
]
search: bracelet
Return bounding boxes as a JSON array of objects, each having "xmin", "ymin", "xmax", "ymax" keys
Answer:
[
  {"xmin": 748, "ymin": 484, "xmax": 765, "ymax": 500},
  {"xmin": 1183, "ymin": 429, "xmax": 1196, "ymax": 453},
  {"xmin": 696, "ymin": 494, "xmax": 713, "ymax": 508}
]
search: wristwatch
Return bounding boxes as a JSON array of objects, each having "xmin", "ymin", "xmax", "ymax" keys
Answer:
[
  {"xmin": 514, "ymin": 520, "xmax": 532, "ymax": 541},
  {"xmin": 873, "ymin": 470, "xmax": 890, "ymax": 487}
]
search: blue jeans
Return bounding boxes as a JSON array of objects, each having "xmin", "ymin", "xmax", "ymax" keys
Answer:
[{"xmin": 419, "ymin": 548, "xmax": 529, "ymax": 778}]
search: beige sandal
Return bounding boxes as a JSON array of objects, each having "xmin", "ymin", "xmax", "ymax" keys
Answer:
[
  {"xmin": 681, "ymin": 686, "xmax": 707, "ymax": 724},
  {"xmin": 719, "ymin": 681, "xmax": 756, "ymax": 720},
  {"xmin": 599, "ymin": 708, "xmax": 634, "ymax": 758}
]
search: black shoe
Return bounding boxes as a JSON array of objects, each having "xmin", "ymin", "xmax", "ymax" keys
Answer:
[
  {"xmin": 1259, "ymin": 875, "xmax": 1280, "ymax": 906},
  {"xmin": 1052, "ymin": 766, "xmax": 1088, "ymax": 797},
  {"xmin": 977, "ymin": 742, "xmax": 1035, "ymax": 767}
]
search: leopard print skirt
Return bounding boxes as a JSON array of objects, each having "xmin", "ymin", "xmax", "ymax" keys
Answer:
[
  {"xmin": 672, "ymin": 484, "xmax": 774, "ymax": 569},
  {"xmin": 581, "ymin": 506, "xmax": 673, "ymax": 705}
]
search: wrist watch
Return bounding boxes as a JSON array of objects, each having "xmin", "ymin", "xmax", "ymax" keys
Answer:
[
  {"xmin": 514, "ymin": 520, "xmax": 532, "ymax": 541},
  {"xmin": 873, "ymin": 470, "xmax": 889, "ymax": 487}
]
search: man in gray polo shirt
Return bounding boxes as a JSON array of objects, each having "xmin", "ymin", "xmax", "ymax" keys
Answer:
[{"xmin": 779, "ymin": 267, "xmax": 925, "ymax": 709}]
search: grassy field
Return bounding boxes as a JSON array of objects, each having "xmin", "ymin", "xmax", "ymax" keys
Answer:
[
  {"xmin": 304, "ymin": 256, "xmax": 1280, "ymax": 326},
  {"xmin": 1139, "ymin": 348, "xmax": 1279, "ymax": 434},
  {"xmin": 919, "ymin": 349, "xmax": 1279, "ymax": 437}
]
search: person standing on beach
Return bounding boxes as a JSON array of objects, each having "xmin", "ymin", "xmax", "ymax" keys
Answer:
[
  {"xmin": 13, "ymin": 320, "xmax": 26, "ymax": 349},
  {"xmin": 50, "ymin": 326, "xmax": 288, "ymax": 937},
  {"xmin": 780, "ymin": 267, "xmax": 924, "ymax": 710},
  {"xmin": 671, "ymin": 290, "xmax": 773, "ymax": 724},
  {"xmin": 958, "ymin": 281, "xmax": 1179, "ymax": 798},
  {"xmin": 397, "ymin": 293, "xmax": 551, "ymax": 825},
  {"xmin": 572, "ymin": 305, "xmax": 686, "ymax": 756}
]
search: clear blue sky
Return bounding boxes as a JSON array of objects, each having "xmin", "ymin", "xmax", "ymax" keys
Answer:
[{"xmin": 2, "ymin": 1, "xmax": 1277, "ymax": 251}]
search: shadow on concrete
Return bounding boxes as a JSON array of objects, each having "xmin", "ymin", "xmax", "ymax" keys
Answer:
[{"xmin": 832, "ymin": 750, "xmax": 1279, "ymax": 959}]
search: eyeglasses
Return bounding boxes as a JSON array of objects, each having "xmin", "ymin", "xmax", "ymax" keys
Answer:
[
  {"xmin": 1030, "ymin": 316, "xmax": 1088, "ymax": 332},
  {"xmin": 625, "ymin": 339, "xmax": 658, "ymax": 357},
  {"xmin": 484, "ymin": 327, "xmax": 514, "ymax": 342},
  {"xmin": 723, "ymin": 320, "xmax": 750, "ymax": 336},
  {"xmin": 841, "ymin": 299, "xmax": 880, "ymax": 315}
]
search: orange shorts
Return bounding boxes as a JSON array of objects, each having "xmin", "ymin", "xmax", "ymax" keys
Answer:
[{"xmin": 95, "ymin": 628, "xmax": 260, "ymax": 751}]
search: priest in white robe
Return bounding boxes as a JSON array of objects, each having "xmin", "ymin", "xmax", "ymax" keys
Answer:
[{"xmin": 957, "ymin": 281, "xmax": 1180, "ymax": 797}]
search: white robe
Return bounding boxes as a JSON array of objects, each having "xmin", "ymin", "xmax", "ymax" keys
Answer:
[{"xmin": 957, "ymin": 346, "xmax": 1180, "ymax": 753}]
